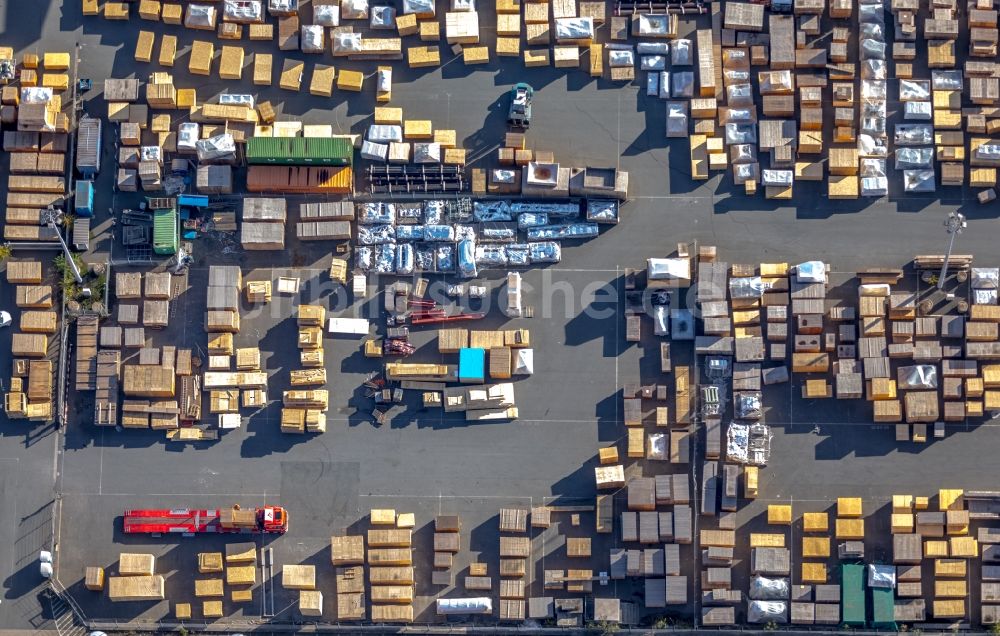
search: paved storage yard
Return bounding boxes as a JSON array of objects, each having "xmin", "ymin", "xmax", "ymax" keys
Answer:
[{"xmin": 0, "ymin": 0, "xmax": 1000, "ymax": 632}]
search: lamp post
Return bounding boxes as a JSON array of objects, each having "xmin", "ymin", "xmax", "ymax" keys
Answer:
[{"xmin": 937, "ymin": 211, "xmax": 966, "ymax": 291}]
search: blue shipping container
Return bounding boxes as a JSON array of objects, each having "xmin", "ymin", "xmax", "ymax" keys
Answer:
[
  {"xmin": 74, "ymin": 180, "xmax": 94, "ymax": 217},
  {"xmin": 458, "ymin": 348, "xmax": 485, "ymax": 383},
  {"xmin": 178, "ymin": 194, "xmax": 209, "ymax": 208}
]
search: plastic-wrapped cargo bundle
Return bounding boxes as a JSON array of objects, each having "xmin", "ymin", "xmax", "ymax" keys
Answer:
[
  {"xmin": 640, "ymin": 56, "xmax": 666, "ymax": 71},
  {"xmin": 858, "ymin": 133, "xmax": 888, "ymax": 157},
  {"xmin": 452, "ymin": 0, "xmax": 475, "ymax": 10},
  {"xmin": 314, "ymin": 3, "xmax": 340, "ymax": 25},
  {"xmin": 749, "ymin": 576, "xmax": 790, "ymax": 600},
  {"xmin": 178, "ymin": 123, "xmax": 199, "ymax": 152},
  {"xmin": 725, "ymin": 123, "xmax": 757, "ymax": 145},
  {"xmin": 894, "ymin": 147, "xmax": 933, "ymax": 170},
  {"xmin": 860, "ymin": 158, "xmax": 888, "ymax": 196},
  {"xmin": 396, "ymin": 243, "xmax": 414, "ymax": 275},
  {"xmin": 356, "ymin": 246, "xmax": 373, "ymax": 271},
  {"xmin": 526, "ymin": 223, "xmax": 599, "ymax": 241},
  {"xmin": 185, "ymin": 4, "xmax": 218, "ymax": 28},
  {"xmin": 509, "ymin": 202, "xmax": 579, "ymax": 217},
  {"xmin": 672, "ymin": 71, "xmax": 694, "ymax": 98},
  {"xmin": 646, "ymin": 72, "xmax": 659, "ymax": 97},
  {"xmin": 903, "ymin": 169, "xmax": 935, "ymax": 192},
  {"xmin": 341, "ymin": 0, "xmax": 369, "ymax": 19},
  {"xmin": 361, "ymin": 141, "xmax": 389, "ymax": 162},
  {"xmin": 608, "ymin": 49, "xmax": 634, "ymax": 68},
  {"xmin": 196, "ymin": 134, "xmax": 236, "ymax": 162},
  {"xmin": 727, "ymin": 83, "xmax": 754, "ymax": 107},
  {"xmin": 475, "ymin": 245, "xmax": 508, "ymax": 267},
  {"xmin": 932, "ymin": 70, "xmax": 963, "ymax": 90},
  {"xmin": 586, "ymin": 199, "xmax": 619, "ymax": 223},
  {"xmin": 415, "ymin": 246, "xmax": 435, "ymax": 271},
  {"xmin": 671, "ymin": 38, "xmax": 692, "ymax": 64},
  {"xmin": 372, "ymin": 244, "xmax": 396, "ymax": 273},
  {"xmin": 897, "ymin": 364, "xmax": 937, "ymax": 389},
  {"xmin": 333, "ymin": 31, "xmax": 363, "ymax": 54},
  {"xmin": 972, "ymin": 268, "xmax": 1000, "ymax": 289},
  {"xmin": 357, "ymin": 224, "xmax": 395, "ymax": 245},
  {"xmin": 370, "ymin": 5, "xmax": 396, "ymax": 28},
  {"xmin": 455, "ymin": 225, "xmax": 477, "ymax": 242},
  {"xmin": 528, "ymin": 241, "xmax": 561, "ymax": 263},
  {"xmin": 225, "ymin": 0, "xmax": 263, "ymax": 22},
  {"xmin": 862, "ymin": 59, "xmax": 887, "ymax": 80},
  {"xmin": 423, "ymin": 200, "xmax": 445, "ymax": 224},
  {"xmin": 748, "ymin": 601, "xmax": 788, "ymax": 624},
  {"xmin": 736, "ymin": 392, "xmax": 763, "ymax": 419},
  {"xmin": 424, "ymin": 224, "xmax": 456, "ymax": 242},
  {"xmin": 368, "ymin": 124, "xmax": 402, "ymax": 143},
  {"xmin": 554, "ymin": 17, "xmax": 594, "ymax": 40},
  {"xmin": 860, "ymin": 38, "xmax": 886, "ymax": 60},
  {"xmin": 658, "ymin": 72, "xmax": 670, "ymax": 99},
  {"xmin": 899, "ymin": 79, "xmax": 930, "ymax": 100},
  {"xmin": 480, "ymin": 226, "xmax": 516, "ymax": 242},
  {"xmin": 435, "ymin": 245, "xmax": 455, "ymax": 272},
  {"xmin": 404, "ymin": 0, "xmax": 435, "ymax": 14},
  {"xmin": 726, "ymin": 108, "xmax": 755, "ymax": 123},
  {"xmin": 761, "ymin": 170, "xmax": 793, "ymax": 187},
  {"xmin": 652, "ymin": 305, "xmax": 669, "ymax": 336},
  {"xmin": 868, "ymin": 564, "xmax": 896, "ymax": 589},
  {"xmin": 457, "ymin": 240, "xmax": 478, "ymax": 278},
  {"xmin": 358, "ymin": 202, "xmax": 395, "ymax": 224},
  {"xmin": 507, "ymin": 244, "xmax": 530, "ymax": 266},
  {"xmin": 300, "ymin": 25, "xmax": 325, "ymax": 52},
  {"xmin": 730, "ymin": 277, "xmax": 767, "ymax": 299},
  {"xmin": 666, "ymin": 102, "xmax": 688, "ymax": 136},
  {"xmin": 637, "ymin": 42, "xmax": 669, "ymax": 55},
  {"xmin": 396, "ymin": 225, "xmax": 424, "ymax": 241},
  {"xmin": 473, "ymin": 200, "xmax": 512, "ymax": 222},
  {"xmin": 903, "ymin": 102, "xmax": 932, "ymax": 121}
]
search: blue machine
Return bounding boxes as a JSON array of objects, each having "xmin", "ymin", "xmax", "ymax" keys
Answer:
[
  {"xmin": 74, "ymin": 180, "xmax": 94, "ymax": 217},
  {"xmin": 177, "ymin": 194, "xmax": 209, "ymax": 208}
]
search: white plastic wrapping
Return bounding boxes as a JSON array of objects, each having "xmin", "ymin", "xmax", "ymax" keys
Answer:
[
  {"xmin": 862, "ymin": 59, "xmax": 887, "ymax": 80},
  {"xmin": 727, "ymin": 83, "xmax": 754, "ymax": 107},
  {"xmin": 894, "ymin": 124, "xmax": 933, "ymax": 146},
  {"xmin": 368, "ymin": 124, "xmax": 403, "ymax": 143},
  {"xmin": 646, "ymin": 433, "xmax": 667, "ymax": 459},
  {"xmin": 341, "ymin": 0, "xmax": 369, "ymax": 19},
  {"xmin": 647, "ymin": 257, "xmax": 690, "ymax": 281},
  {"xmin": 554, "ymin": 17, "xmax": 594, "ymax": 40},
  {"xmin": 21, "ymin": 87, "xmax": 53, "ymax": 104},
  {"xmin": 974, "ymin": 289, "xmax": 998, "ymax": 305},
  {"xmin": 637, "ymin": 14, "xmax": 671, "ymax": 36},
  {"xmin": 897, "ymin": 365, "xmax": 937, "ymax": 390},
  {"xmin": 377, "ymin": 68, "xmax": 391, "ymax": 91},
  {"xmin": 636, "ymin": 42, "xmax": 669, "ymax": 55},
  {"xmin": 671, "ymin": 38, "xmax": 692, "ymax": 65},
  {"xmin": 652, "ymin": 305, "xmax": 669, "ymax": 336},
  {"xmin": 895, "ymin": 147, "xmax": 933, "ymax": 170},
  {"xmin": 899, "ymin": 79, "xmax": 930, "ymax": 101},
  {"xmin": 666, "ymin": 102, "xmax": 688, "ymax": 135},
  {"xmin": 759, "ymin": 70, "xmax": 792, "ymax": 93},
  {"xmin": 361, "ymin": 140, "xmax": 388, "ymax": 161},
  {"xmin": 185, "ymin": 4, "xmax": 218, "ymax": 28},
  {"xmin": 608, "ymin": 49, "xmax": 634, "ymax": 67},
  {"xmin": 640, "ymin": 55, "xmax": 666, "ymax": 71},
  {"xmin": 868, "ymin": 564, "xmax": 896, "ymax": 589},
  {"xmin": 658, "ymin": 72, "xmax": 671, "ymax": 99},
  {"xmin": 858, "ymin": 133, "xmax": 888, "ymax": 157},
  {"xmin": 903, "ymin": 169, "xmax": 936, "ymax": 192},
  {"xmin": 932, "ymin": 70, "xmax": 963, "ymax": 90},
  {"xmin": 177, "ymin": 123, "xmax": 199, "ymax": 151},
  {"xmin": 314, "ymin": 3, "xmax": 340, "ymax": 25},
  {"xmin": 731, "ymin": 144, "xmax": 756, "ymax": 164},
  {"xmin": 370, "ymin": 5, "xmax": 395, "ymax": 28},
  {"xmin": 749, "ymin": 576, "xmax": 790, "ymax": 600},
  {"xmin": 645, "ymin": 72, "xmax": 659, "ymax": 97},
  {"xmin": 796, "ymin": 261, "xmax": 826, "ymax": 283},
  {"xmin": 725, "ymin": 123, "xmax": 757, "ymax": 145},
  {"xmin": 301, "ymin": 25, "xmax": 325, "ymax": 52},
  {"xmin": 514, "ymin": 349, "xmax": 534, "ymax": 375},
  {"xmin": 333, "ymin": 31, "xmax": 362, "ymax": 53},
  {"xmin": 403, "ymin": 0, "xmax": 435, "ymax": 14},
  {"xmin": 973, "ymin": 268, "xmax": 1000, "ymax": 289},
  {"xmin": 224, "ymin": 0, "xmax": 263, "ymax": 22},
  {"xmin": 748, "ymin": 601, "xmax": 788, "ymax": 624},
  {"xmin": 196, "ymin": 134, "xmax": 236, "ymax": 162},
  {"xmin": 451, "ymin": 0, "xmax": 475, "ymax": 10},
  {"xmin": 437, "ymin": 598, "xmax": 493, "ymax": 615},
  {"xmin": 761, "ymin": 170, "xmax": 793, "ymax": 187},
  {"xmin": 904, "ymin": 101, "xmax": 932, "ymax": 120},
  {"xmin": 672, "ymin": 71, "xmax": 694, "ymax": 97},
  {"xmin": 861, "ymin": 38, "xmax": 886, "ymax": 59}
]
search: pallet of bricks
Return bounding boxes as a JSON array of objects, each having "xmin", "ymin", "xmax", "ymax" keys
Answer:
[
  {"xmin": 5, "ymin": 260, "xmax": 55, "ymax": 421},
  {"xmin": 891, "ymin": 490, "xmax": 982, "ymax": 624},
  {"xmin": 366, "ymin": 509, "xmax": 415, "ymax": 623}
]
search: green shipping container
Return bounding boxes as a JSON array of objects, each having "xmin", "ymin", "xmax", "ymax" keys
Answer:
[
  {"xmin": 871, "ymin": 586, "xmax": 896, "ymax": 630},
  {"xmin": 153, "ymin": 209, "xmax": 178, "ymax": 255},
  {"xmin": 245, "ymin": 137, "xmax": 353, "ymax": 167},
  {"xmin": 841, "ymin": 564, "xmax": 866, "ymax": 626}
]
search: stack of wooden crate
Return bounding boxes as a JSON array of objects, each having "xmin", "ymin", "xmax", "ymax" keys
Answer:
[
  {"xmin": 432, "ymin": 514, "xmax": 461, "ymax": 588},
  {"xmin": 366, "ymin": 509, "xmax": 415, "ymax": 623},
  {"xmin": 498, "ymin": 508, "xmax": 528, "ymax": 621}
]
